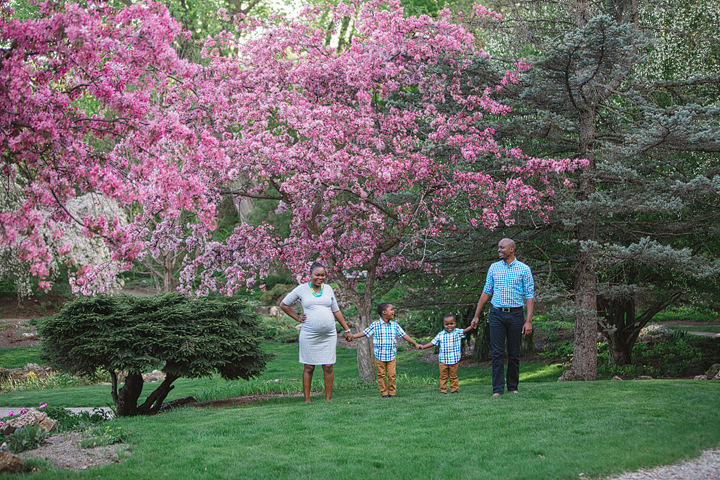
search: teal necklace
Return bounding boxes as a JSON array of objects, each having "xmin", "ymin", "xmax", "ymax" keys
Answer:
[{"xmin": 310, "ymin": 283, "xmax": 323, "ymax": 297}]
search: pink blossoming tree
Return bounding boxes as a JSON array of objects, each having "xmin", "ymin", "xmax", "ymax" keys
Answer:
[
  {"xmin": 0, "ymin": 1, "xmax": 199, "ymax": 294},
  {"xmin": 165, "ymin": 0, "xmax": 585, "ymax": 379},
  {"xmin": 1, "ymin": 0, "xmax": 585, "ymax": 380}
]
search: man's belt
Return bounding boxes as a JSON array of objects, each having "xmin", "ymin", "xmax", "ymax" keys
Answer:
[{"xmin": 493, "ymin": 306, "xmax": 524, "ymax": 312}]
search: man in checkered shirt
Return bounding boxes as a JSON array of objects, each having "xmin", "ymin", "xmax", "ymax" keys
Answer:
[
  {"xmin": 471, "ymin": 238, "xmax": 534, "ymax": 397},
  {"xmin": 350, "ymin": 303, "xmax": 421, "ymax": 397}
]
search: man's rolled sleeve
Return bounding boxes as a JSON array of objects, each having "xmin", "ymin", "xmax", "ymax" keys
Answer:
[
  {"xmin": 482, "ymin": 269, "xmax": 494, "ymax": 296},
  {"xmin": 523, "ymin": 267, "xmax": 535, "ymax": 299}
]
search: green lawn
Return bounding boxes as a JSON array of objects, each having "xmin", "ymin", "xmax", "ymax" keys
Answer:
[
  {"xmin": 0, "ymin": 343, "xmax": 718, "ymax": 479},
  {"xmin": 668, "ymin": 325, "xmax": 720, "ymax": 333}
]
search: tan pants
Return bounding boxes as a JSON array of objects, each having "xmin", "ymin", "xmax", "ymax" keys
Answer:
[
  {"xmin": 439, "ymin": 362, "xmax": 459, "ymax": 393},
  {"xmin": 375, "ymin": 358, "xmax": 397, "ymax": 396}
]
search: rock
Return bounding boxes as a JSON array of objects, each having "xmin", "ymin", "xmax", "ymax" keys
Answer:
[
  {"xmin": 714, "ymin": 371, "xmax": 720, "ymax": 381},
  {"xmin": 611, "ymin": 375, "xmax": 623, "ymax": 381},
  {"xmin": 39, "ymin": 417, "xmax": 57, "ymax": 433},
  {"xmin": 21, "ymin": 333, "xmax": 36, "ymax": 340},
  {"xmin": 294, "ymin": 323, "xmax": 302, "ymax": 330},
  {"xmin": 557, "ymin": 370, "xmax": 586, "ymax": 382},
  {"xmin": 694, "ymin": 375, "xmax": 708, "ymax": 380},
  {"xmin": 0, "ymin": 451, "xmax": 27, "ymax": 474},
  {"xmin": 1, "ymin": 408, "xmax": 57, "ymax": 436},
  {"xmin": 142, "ymin": 370, "xmax": 166, "ymax": 383},
  {"xmin": 633, "ymin": 376, "xmax": 653, "ymax": 380},
  {"xmin": 22, "ymin": 363, "xmax": 42, "ymax": 375},
  {"xmin": 704, "ymin": 363, "xmax": 720, "ymax": 379},
  {"xmin": 269, "ymin": 306, "xmax": 283, "ymax": 318}
]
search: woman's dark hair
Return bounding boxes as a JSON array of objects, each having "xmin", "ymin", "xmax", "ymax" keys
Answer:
[
  {"xmin": 377, "ymin": 302, "xmax": 392, "ymax": 316},
  {"xmin": 310, "ymin": 262, "xmax": 325, "ymax": 273}
]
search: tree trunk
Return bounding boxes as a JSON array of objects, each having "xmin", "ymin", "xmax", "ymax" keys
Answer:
[
  {"xmin": 606, "ymin": 331, "xmax": 633, "ymax": 365},
  {"xmin": 137, "ymin": 373, "xmax": 179, "ymax": 415},
  {"xmin": 355, "ymin": 302, "xmax": 376, "ymax": 383},
  {"xmin": 571, "ymin": 106, "xmax": 599, "ymax": 381},
  {"xmin": 598, "ymin": 296, "xmax": 636, "ymax": 365},
  {"xmin": 111, "ymin": 371, "xmax": 144, "ymax": 417},
  {"xmin": 572, "ymin": 248, "xmax": 598, "ymax": 380}
]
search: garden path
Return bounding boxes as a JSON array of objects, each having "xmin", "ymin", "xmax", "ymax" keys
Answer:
[{"xmin": 0, "ymin": 407, "xmax": 113, "ymax": 418}]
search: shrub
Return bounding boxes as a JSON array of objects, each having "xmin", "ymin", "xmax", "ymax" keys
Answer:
[
  {"xmin": 40, "ymin": 293, "xmax": 271, "ymax": 416},
  {"xmin": 258, "ymin": 284, "xmax": 292, "ymax": 306},
  {"xmin": 539, "ymin": 340, "xmax": 574, "ymax": 361},
  {"xmin": 259, "ymin": 316, "xmax": 300, "ymax": 343},
  {"xmin": 5, "ymin": 424, "xmax": 48, "ymax": 453},
  {"xmin": 42, "ymin": 406, "xmax": 112, "ymax": 433},
  {"xmin": 597, "ymin": 335, "xmax": 705, "ymax": 378}
]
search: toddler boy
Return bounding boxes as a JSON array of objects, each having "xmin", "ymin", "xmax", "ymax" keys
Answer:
[{"xmin": 419, "ymin": 314, "xmax": 475, "ymax": 394}]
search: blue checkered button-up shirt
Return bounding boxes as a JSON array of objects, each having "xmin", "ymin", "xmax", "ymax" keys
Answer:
[
  {"xmin": 431, "ymin": 328, "xmax": 466, "ymax": 365},
  {"xmin": 363, "ymin": 320, "xmax": 407, "ymax": 362},
  {"xmin": 483, "ymin": 259, "xmax": 534, "ymax": 308}
]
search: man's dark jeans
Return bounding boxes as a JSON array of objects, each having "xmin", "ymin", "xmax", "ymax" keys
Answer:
[{"xmin": 489, "ymin": 306, "xmax": 524, "ymax": 394}]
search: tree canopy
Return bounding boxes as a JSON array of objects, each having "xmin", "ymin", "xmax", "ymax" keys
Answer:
[{"xmin": 1, "ymin": 0, "xmax": 583, "ymax": 380}]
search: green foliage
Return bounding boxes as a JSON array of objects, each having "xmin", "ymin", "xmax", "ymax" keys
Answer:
[
  {"xmin": 533, "ymin": 319, "xmax": 574, "ymax": 342},
  {"xmin": 5, "ymin": 424, "xmax": 48, "ymax": 454},
  {"xmin": 259, "ymin": 316, "xmax": 300, "ymax": 343},
  {"xmin": 401, "ymin": 0, "xmax": 444, "ymax": 17},
  {"xmin": 399, "ymin": 310, "xmax": 436, "ymax": 336},
  {"xmin": 40, "ymin": 293, "xmax": 271, "ymax": 381},
  {"xmin": 78, "ymin": 424, "xmax": 132, "ymax": 449},
  {"xmin": 472, "ymin": 316, "xmax": 491, "ymax": 362},
  {"xmin": 259, "ymin": 284, "xmax": 292, "ymax": 306},
  {"xmin": 653, "ymin": 305, "xmax": 718, "ymax": 323},
  {"xmin": 246, "ymin": 198, "xmax": 292, "ymax": 238},
  {"xmin": 1, "ymin": 371, "xmax": 81, "ymax": 393},
  {"xmin": 42, "ymin": 406, "xmax": 112, "ymax": 433},
  {"xmin": 539, "ymin": 340, "xmax": 574, "ymax": 362},
  {"xmin": 690, "ymin": 337, "xmax": 720, "ymax": 369},
  {"xmin": 595, "ymin": 335, "xmax": 707, "ymax": 378}
]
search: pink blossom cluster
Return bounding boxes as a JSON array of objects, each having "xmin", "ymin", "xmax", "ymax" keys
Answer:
[{"xmin": 0, "ymin": 0, "xmax": 586, "ymax": 298}]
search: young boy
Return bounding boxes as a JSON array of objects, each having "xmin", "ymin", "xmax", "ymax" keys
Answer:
[
  {"xmin": 419, "ymin": 314, "xmax": 475, "ymax": 394},
  {"xmin": 351, "ymin": 303, "xmax": 421, "ymax": 397}
]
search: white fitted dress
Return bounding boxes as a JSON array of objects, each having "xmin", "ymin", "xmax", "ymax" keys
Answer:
[{"xmin": 281, "ymin": 283, "xmax": 340, "ymax": 365}]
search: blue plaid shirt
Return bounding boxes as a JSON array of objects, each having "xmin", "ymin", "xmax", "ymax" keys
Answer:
[
  {"xmin": 483, "ymin": 259, "xmax": 534, "ymax": 308},
  {"xmin": 431, "ymin": 328, "xmax": 466, "ymax": 365},
  {"xmin": 363, "ymin": 320, "xmax": 407, "ymax": 362}
]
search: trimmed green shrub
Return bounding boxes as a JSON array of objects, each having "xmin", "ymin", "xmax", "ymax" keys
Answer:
[{"xmin": 40, "ymin": 293, "xmax": 271, "ymax": 416}]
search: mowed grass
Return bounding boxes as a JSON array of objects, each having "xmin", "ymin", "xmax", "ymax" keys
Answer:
[
  {"xmin": 0, "ymin": 342, "xmax": 718, "ymax": 479},
  {"xmin": 0, "ymin": 342, "xmax": 561, "ymax": 407}
]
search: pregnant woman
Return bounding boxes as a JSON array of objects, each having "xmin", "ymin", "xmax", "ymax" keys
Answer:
[{"xmin": 280, "ymin": 263, "xmax": 353, "ymax": 402}]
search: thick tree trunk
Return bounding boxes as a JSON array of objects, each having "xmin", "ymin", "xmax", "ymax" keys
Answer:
[
  {"xmin": 598, "ymin": 296, "xmax": 636, "ymax": 365},
  {"xmin": 571, "ymin": 105, "xmax": 598, "ymax": 381},
  {"xmin": 111, "ymin": 371, "xmax": 144, "ymax": 417},
  {"xmin": 572, "ymin": 248, "xmax": 598, "ymax": 380},
  {"xmin": 606, "ymin": 331, "xmax": 633, "ymax": 365}
]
